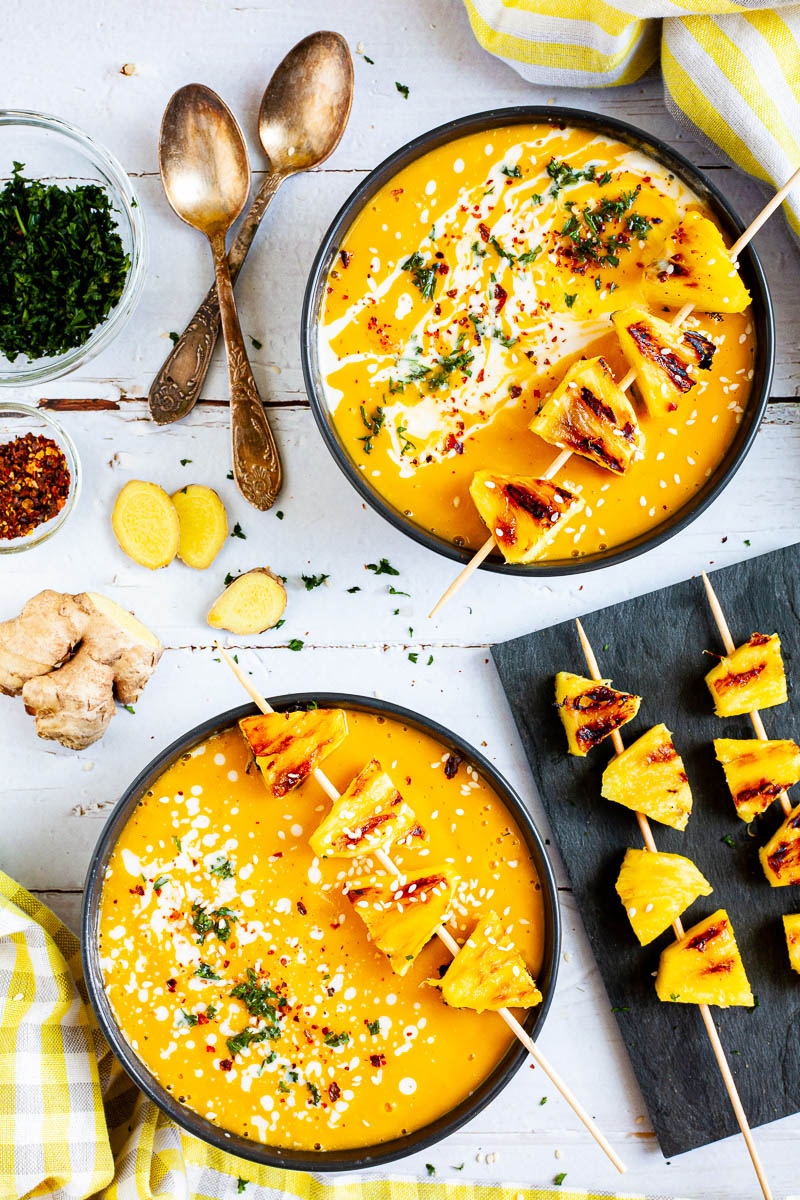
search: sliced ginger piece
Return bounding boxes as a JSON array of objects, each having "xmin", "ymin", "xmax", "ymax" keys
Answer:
[
  {"xmin": 309, "ymin": 758, "xmax": 425, "ymax": 859},
  {"xmin": 783, "ymin": 915, "xmax": 800, "ymax": 974},
  {"xmin": 347, "ymin": 867, "xmax": 456, "ymax": 976},
  {"xmin": 240, "ymin": 708, "xmax": 348, "ymax": 798},
  {"xmin": 433, "ymin": 910, "xmax": 542, "ymax": 1011},
  {"xmin": 171, "ymin": 485, "xmax": 228, "ymax": 569},
  {"xmin": 207, "ymin": 568, "xmax": 286, "ymax": 634},
  {"xmin": 112, "ymin": 480, "xmax": 179, "ymax": 570},
  {"xmin": 655, "ymin": 909, "xmax": 753, "ymax": 1007},
  {"xmin": 615, "ymin": 848, "xmax": 712, "ymax": 946}
]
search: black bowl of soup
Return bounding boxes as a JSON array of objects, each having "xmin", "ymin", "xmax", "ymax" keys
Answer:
[
  {"xmin": 301, "ymin": 107, "xmax": 773, "ymax": 576},
  {"xmin": 82, "ymin": 694, "xmax": 561, "ymax": 1170}
]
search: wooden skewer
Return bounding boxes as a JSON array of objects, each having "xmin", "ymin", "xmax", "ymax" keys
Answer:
[
  {"xmin": 216, "ymin": 640, "xmax": 627, "ymax": 1173},
  {"xmin": 701, "ymin": 571, "xmax": 792, "ymax": 817},
  {"xmin": 575, "ymin": 620, "xmax": 773, "ymax": 1200},
  {"xmin": 429, "ymin": 167, "xmax": 800, "ymax": 620}
]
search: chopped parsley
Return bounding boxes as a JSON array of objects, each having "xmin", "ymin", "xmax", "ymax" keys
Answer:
[
  {"xmin": 324, "ymin": 1030, "xmax": 350, "ymax": 1048},
  {"xmin": 191, "ymin": 901, "xmax": 237, "ymax": 944},
  {"xmin": 721, "ymin": 834, "xmax": 736, "ymax": 847},
  {"xmin": 307, "ymin": 1081, "xmax": 321, "ymax": 1106},
  {"xmin": 302, "ymin": 573, "xmax": 329, "ymax": 590},
  {"xmin": 564, "ymin": 293, "xmax": 577, "ymax": 308},
  {"xmin": 168, "ymin": 331, "xmax": 179, "ymax": 344},
  {"xmin": 288, "ymin": 638, "xmax": 304, "ymax": 652},
  {"xmin": 366, "ymin": 1018, "xmax": 380, "ymax": 1035},
  {"xmin": 226, "ymin": 1026, "xmax": 275, "ymax": 1058},
  {"xmin": 347, "ymin": 586, "xmax": 361, "ymax": 593},
  {"xmin": 554, "ymin": 1173, "xmax": 567, "ymax": 1187},
  {"xmin": 209, "ymin": 857, "xmax": 234, "ymax": 879},
  {"xmin": 426, "ymin": 1164, "xmax": 436, "ymax": 1177},
  {"xmin": 231, "ymin": 522, "xmax": 246, "ymax": 539},
  {"xmin": 500, "ymin": 164, "xmax": 522, "ymax": 178},
  {"xmin": 230, "ymin": 968, "xmax": 283, "ymax": 1020},
  {"xmin": 366, "ymin": 558, "xmax": 399, "ymax": 575},
  {"xmin": 180, "ymin": 458, "xmax": 192, "ymax": 465},
  {"xmin": 546, "ymin": 156, "xmax": 598, "ymax": 196},
  {"xmin": 152, "ymin": 875, "xmax": 170, "ymax": 890},
  {"xmin": 195, "ymin": 961, "xmax": 219, "ymax": 981},
  {"xmin": 401, "ymin": 250, "xmax": 437, "ymax": 301},
  {"xmin": 426, "ymin": 333, "xmax": 474, "ymax": 390},
  {"xmin": 358, "ymin": 403, "xmax": 385, "ymax": 453},
  {"xmin": 395, "ymin": 82, "xmax": 409, "ymax": 98},
  {"xmin": 237, "ymin": 1181, "xmax": 247, "ymax": 1194},
  {"xmin": 249, "ymin": 335, "xmax": 262, "ymax": 350},
  {"xmin": 388, "ymin": 585, "xmax": 409, "ymax": 596},
  {"xmin": 396, "ymin": 421, "xmax": 416, "ymax": 456}
]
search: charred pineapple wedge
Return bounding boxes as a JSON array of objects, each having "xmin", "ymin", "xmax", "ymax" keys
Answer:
[
  {"xmin": 759, "ymin": 803, "xmax": 800, "ymax": 886},
  {"xmin": 655, "ymin": 909, "xmax": 754, "ymax": 1007},
  {"xmin": 612, "ymin": 306, "xmax": 716, "ymax": 417},
  {"xmin": 239, "ymin": 708, "xmax": 347, "ymax": 798},
  {"xmin": 714, "ymin": 738, "xmax": 800, "ymax": 823},
  {"xmin": 601, "ymin": 724, "xmax": 693, "ymax": 830},
  {"xmin": 705, "ymin": 633, "xmax": 787, "ymax": 717},
  {"xmin": 615, "ymin": 848, "xmax": 712, "ymax": 945},
  {"xmin": 555, "ymin": 671, "xmax": 640, "ymax": 756},
  {"xmin": 346, "ymin": 867, "xmax": 456, "ymax": 976},
  {"xmin": 433, "ymin": 910, "xmax": 542, "ymax": 1012},
  {"xmin": 783, "ymin": 915, "xmax": 800, "ymax": 974},
  {"xmin": 309, "ymin": 758, "xmax": 424, "ymax": 859},
  {"xmin": 469, "ymin": 472, "xmax": 583, "ymax": 564},
  {"xmin": 643, "ymin": 211, "xmax": 751, "ymax": 314},
  {"xmin": 529, "ymin": 356, "xmax": 643, "ymax": 475}
]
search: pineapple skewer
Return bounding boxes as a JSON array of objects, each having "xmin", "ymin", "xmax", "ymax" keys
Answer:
[
  {"xmin": 215, "ymin": 640, "xmax": 627, "ymax": 1175},
  {"xmin": 701, "ymin": 571, "xmax": 792, "ymax": 821},
  {"xmin": 575, "ymin": 620, "xmax": 774, "ymax": 1200},
  {"xmin": 429, "ymin": 168, "xmax": 800, "ymax": 621}
]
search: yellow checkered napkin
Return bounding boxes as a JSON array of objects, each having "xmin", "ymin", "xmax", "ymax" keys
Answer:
[
  {"xmin": 1, "ymin": 871, "xmax": 662, "ymax": 1200},
  {"xmin": 462, "ymin": 1, "xmax": 800, "ymax": 237}
]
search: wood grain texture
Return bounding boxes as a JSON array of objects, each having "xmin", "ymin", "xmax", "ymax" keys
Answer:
[{"xmin": 493, "ymin": 542, "xmax": 800, "ymax": 1158}]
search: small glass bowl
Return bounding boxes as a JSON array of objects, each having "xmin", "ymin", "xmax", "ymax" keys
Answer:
[
  {"xmin": 0, "ymin": 110, "xmax": 147, "ymax": 384},
  {"xmin": 0, "ymin": 402, "xmax": 81, "ymax": 552}
]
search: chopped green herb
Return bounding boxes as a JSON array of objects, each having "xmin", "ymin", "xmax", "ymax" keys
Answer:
[
  {"xmin": 408, "ymin": 652, "xmax": 418, "ymax": 664},
  {"xmin": 227, "ymin": 1024, "xmax": 278, "ymax": 1058},
  {"xmin": 358, "ymin": 403, "xmax": 386, "ymax": 453},
  {"xmin": 517, "ymin": 246, "xmax": 542, "ymax": 266},
  {"xmin": 195, "ymin": 961, "xmax": 219, "ymax": 981},
  {"xmin": 395, "ymin": 82, "xmax": 409, "ymax": 98},
  {"xmin": 611, "ymin": 1005, "xmax": 630, "ymax": 1013},
  {"xmin": 670, "ymin": 992, "xmax": 680, "ymax": 1001},
  {"xmin": 274, "ymin": 619, "xmax": 285, "ymax": 629},
  {"xmin": 307, "ymin": 1081, "xmax": 321, "ymax": 1105},
  {"xmin": 173, "ymin": 836, "xmax": 182, "ymax": 852},
  {"xmin": 489, "ymin": 235, "xmax": 515, "ymax": 262},
  {"xmin": 249, "ymin": 335, "xmax": 262, "ymax": 350},
  {"xmin": 191, "ymin": 901, "xmax": 238, "ymax": 944},
  {"xmin": 500, "ymin": 164, "xmax": 522, "ymax": 178},
  {"xmin": 366, "ymin": 558, "xmax": 399, "ymax": 576},
  {"xmin": 277, "ymin": 1080, "xmax": 290, "ymax": 1093},
  {"xmin": 426, "ymin": 1165, "xmax": 436, "ymax": 1177},
  {"xmin": 366, "ymin": 1018, "xmax": 380, "ymax": 1035},
  {"xmin": 210, "ymin": 857, "xmax": 234, "ymax": 879},
  {"xmin": 546, "ymin": 156, "xmax": 597, "ymax": 196},
  {"xmin": 564, "ymin": 293, "xmax": 577, "ymax": 308},
  {"xmin": 302, "ymin": 573, "xmax": 329, "ymax": 590},
  {"xmin": 237, "ymin": 1180, "xmax": 247, "ymax": 1194},
  {"xmin": 288, "ymin": 639, "xmax": 304, "ymax": 652},
  {"xmin": 554, "ymin": 1173, "xmax": 567, "ymax": 1187},
  {"xmin": 0, "ymin": 164, "xmax": 131, "ymax": 361},
  {"xmin": 540, "ymin": 1096, "xmax": 547, "ymax": 1105},
  {"xmin": 388, "ymin": 585, "xmax": 410, "ymax": 596},
  {"xmin": 123, "ymin": 704, "xmax": 136, "ymax": 714},
  {"xmin": 363, "ymin": 54, "xmax": 374, "ymax": 64},
  {"xmin": 180, "ymin": 458, "xmax": 192, "ymax": 465},
  {"xmin": 227, "ymin": 471, "xmax": 234, "ymax": 480},
  {"xmin": 347, "ymin": 586, "xmax": 361, "ymax": 593},
  {"xmin": 168, "ymin": 331, "xmax": 179, "ymax": 344},
  {"xmin": 401, "ymin": 251, "xmax": 437, "ymax": 301},
  {"xmin": 152, "ymin": 875, "xmax": 170, "ymax": 890},
  {"xmin": 721, "ymin": 834, "xmax": 736, "ymax": 847},
  {"xmin": 224, "ymin": 572, "xmax": 235, "ymax": 586},
  {"xmin": 276, "ymin": 510, "xmax": 284, "ymax": 520},
  {"xmin": 231, "ymin": 523, "xmax": 246, "ymax": 539},
  {"xmin": 178, "ymin": 1009, "xmax": 199, "ymax": 1027},
  {"xmin": 396, "ymin": 421, "xmax": 416, "ymax": 456},
  {"xmin": 324, "ymin": 1030, "xmax": 350, "ymax": 1048},
  {"xmin": 603, "ymin": 643, "xmax": 610, "ymax": 651},
  {"xmin": 427, "ymin": 654, "xmax": 434, "ymax": 666}
]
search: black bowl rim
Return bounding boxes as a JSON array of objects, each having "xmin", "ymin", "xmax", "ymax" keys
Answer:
[
  {"xmin": 81, "ymin": 692, "xmax": 561, "ymax": 1172},
  {"xmin": 301, "ymin": 104, "xmax": 775, "ymax": 577}
]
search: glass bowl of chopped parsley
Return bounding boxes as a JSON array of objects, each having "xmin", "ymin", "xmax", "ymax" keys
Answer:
[
  {"xmin": 0, "ymin": 110, "xmax": 147, "ymax": 383},
  {"xmin": 0, "ymin": 401, "xmax": 81, "ymax": 552}
]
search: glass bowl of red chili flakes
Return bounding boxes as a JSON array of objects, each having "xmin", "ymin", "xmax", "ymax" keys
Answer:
[{"xmin": 0, "ymin": 402, "xmax": 81, "ymax": 552}]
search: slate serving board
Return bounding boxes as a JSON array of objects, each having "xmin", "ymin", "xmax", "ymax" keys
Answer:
[{"xmin": 492, "ymin": 542, "xmax": 800, "ymax": 1159}]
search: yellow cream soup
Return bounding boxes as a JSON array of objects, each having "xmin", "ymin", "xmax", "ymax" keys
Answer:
[
  {"xmin": 99, "ymin": 710, "xmax": 544, "ymax": 1151},
  {"xmin": 319, "ymin": 123, "xmax": 755, "ymax": 559}
]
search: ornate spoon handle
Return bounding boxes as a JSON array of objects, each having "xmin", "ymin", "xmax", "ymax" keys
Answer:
[
  {"xmin": 149, "ymin": 172, "xmax": 284, "ymax": 424},
  {"xmin": 210, "ymin": 231, "xmax": 282, "ymax": 510}
]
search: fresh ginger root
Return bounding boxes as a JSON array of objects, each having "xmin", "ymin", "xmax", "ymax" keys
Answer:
[
  {"xmin": 207, "ymin": 569, "xmax": 287, "ymax": 634},
  {"xmin": 112, "ymin": 480, "xmax": 180, "ymax": 569},
  {"xmin": 171, "ymin": 485, "xmax": 228, "ymax": 569},
  {"xmin": 0, "ymin": 590, "xmax": 162, "ymax": 749}
]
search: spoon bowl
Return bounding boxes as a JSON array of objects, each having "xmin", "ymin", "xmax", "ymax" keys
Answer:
[
  {"xmin": 258, "ymin": 30, "xmax": 353, "ymax": 175},
  {"xmin": 159, "ymin": 84, "xmax": 250, "ymax": 237}
]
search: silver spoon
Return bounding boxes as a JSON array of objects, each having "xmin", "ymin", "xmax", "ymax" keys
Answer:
[
  {"xmin": 159, "ymin": 84, "xmax": 280, "ymax": 509},
  {"xmin": 149, "ymin": 31, "xmax": 353, "ymax": 425}
]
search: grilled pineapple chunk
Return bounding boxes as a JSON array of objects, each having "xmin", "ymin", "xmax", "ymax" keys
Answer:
[
  {"xmin": 435, "ymin": 910, "xmax": 542, "ymax": 1011},
  {"xmin": 601, "ymin": 724, "xmax": 692, "ymax": 830},
  {"xmin": 612, "ymin": 306, "xmax": 715, "ymax": 417},
  {"xmin": 643, "ymin": 211, "xmax": 751, "ymax": 314},
  {"xmin": 347, "ymin": 867, "xmax": 456, "ymax": 976},
  {"xmin": 705, "ymin": 633, "xmax": 787, "ymax": 717},
  {"xmin": 555, "ymin": 671, "xmax": 640, "ymax": 756},
  {"xmin": 759, "ymin": 803, "xmax": 800, "ymax": 886},
  {"xmin": 656, "ymin": 909, "xmax": 754, "ymax": 1007},
  {"xmin": 783, "ymin": 915, "xmax": 800, "ymax": 974},
  {"xmin": 714, "ymin": 738, "xmax": 800, "ymax": 822},
  {"xmin": 529, "ymin": 356, "xmax": 643, "ymax": 475},
  {"xmin": 309, "ymin": 758, "xmax": 424, "ymax": 858},
  {"xmin": 615, "ymin": 849, "xmax": 712, "ymax": 945},
  {"xmin": 239, "ymin": 708, "xmax": 347, "ymax": 798},
  {"xmin": 469, "ymin": 472, "xmax": 583, "ymax": 564}
]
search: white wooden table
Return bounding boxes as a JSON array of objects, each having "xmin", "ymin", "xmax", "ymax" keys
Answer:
[{"xmin": 4, "ymin": 2, "xmax": 800, "ymax": 1195}]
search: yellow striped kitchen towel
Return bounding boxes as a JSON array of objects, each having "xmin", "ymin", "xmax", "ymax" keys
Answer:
[
  {"xmin": 0, "ymin": 871, "xmax": 672, "ymax": 1200},
  {"xmin": 462, "ymin": 2, "xmax": 800, "ymax": 236}
]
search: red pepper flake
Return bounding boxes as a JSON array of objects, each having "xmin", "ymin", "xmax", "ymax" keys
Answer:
[
  {"xmin": 219, "ymin": 1058, "xmax": 233, "ymax": 1071},
  {"xmin": 328, "ymin": 1081, "xmax": 341, "ymax": 1101},
  {"xmin": 478, "ymin": 222, "xmax": 490, "ymax": 243},
  {"xmin": 509, "ymin": 384, "xmax": 522, "ymax": 399},
  {"xmin": 297, "ymin": 900, "xmax": 307, "ymax": 915},
  {"xmin": 494, "ymin": 284, "xmax": 508, "ymax": 313},
  {"xmin": 166, "ymin": 978, "xmax": 177, "ymax": 993},
  {"xmin": 130, "ymin": 885, "xmax": 144, "ymax": 896},
  {"xmin": 0, "ymin": 433, "xmax": 70, "ymax": 539},
  {"xmin": 370, "ymin": 1053, "xmax": 386, "ymax": 1068},
  {"xmin": 444, "ymin": 753, "xmax": 462, "ymax": 779},
  {"xmin": 340, "ymin": 250, "xmax": 352, "ymax": 268}
]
